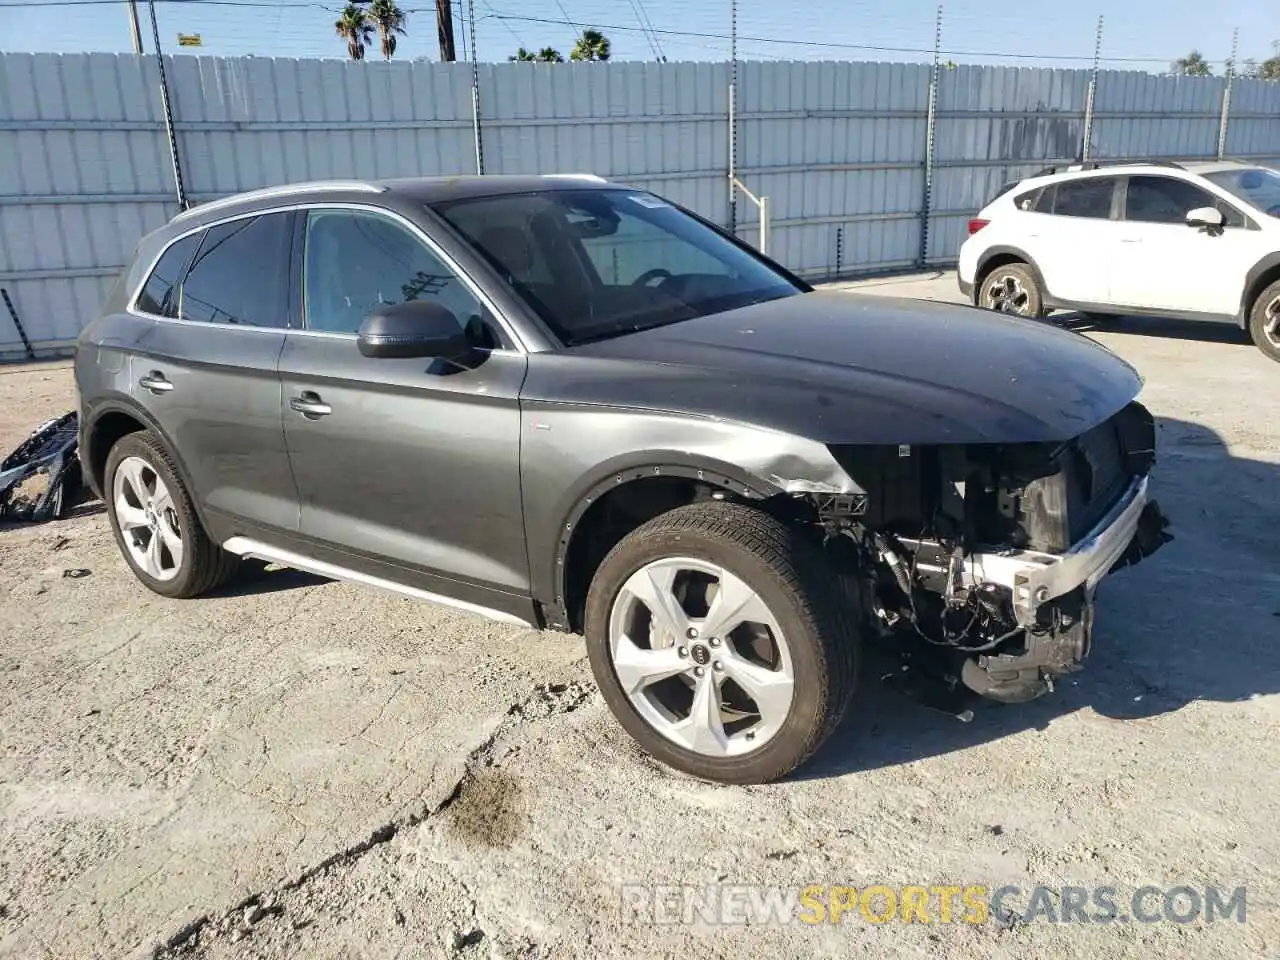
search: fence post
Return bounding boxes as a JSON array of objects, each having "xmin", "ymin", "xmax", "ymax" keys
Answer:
[
  {"xmin": 918, "ymin": 4, "xmax": 942, "ymax": 269},
  {"xmin": 1081, "ymin": 15, "xmax": 1103, "ymax": 162},
  {"xmin": 1217, "ymin": 27, "xmax": 1239, "ymax": 160},
  {"xmin": 467, "ymin": 0, "xmax": 484, "ymax": 174},
  {"xmin": 147, "ymin": 0, "xmax": 187, "ymax": 210},
  {"xmin": 758, "ymin": 195, "xmax": 769, "ymax": 255},
  {"xmin": 728, "ymin": 0, "xmax": 738, "ymax": 234}
]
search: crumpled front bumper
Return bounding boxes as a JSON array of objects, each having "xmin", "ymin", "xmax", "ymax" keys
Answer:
[
  {"xmin": 965, "ymin": 474, "xmax": 1168, "ymax": 628},
  {"xmin": 957, "ymin": 474, "xmax": 1172, "ymax": 703}
]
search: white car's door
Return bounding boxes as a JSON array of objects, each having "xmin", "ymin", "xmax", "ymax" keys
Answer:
[
  {"xmin": 1026, "ymin": 175, "xmax": 1125, "ymax": 305},
  {"xmin": 1108, "ymin": 174, "xmax": 1259, "ymax": 317}
]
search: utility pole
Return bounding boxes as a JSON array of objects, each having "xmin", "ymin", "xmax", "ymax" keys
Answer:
[
  {"xmin": 436, "ymin": 0, "xmax": 456, "ymax": 62},
  {"xmin": 1217, "ymin": 27, "xmax": 1238, "ymax": 160},
  {"xmin": 918, "ymin": 3, "xmax": 942, "ymax": 268},
  {"xmin": 1081, "ymin": 15, "xmax": 1104, "ymax": 162},
  {"xmin": 467, "ymin": 0, "xmax": 483, "ymax": 173},
  {"xmin": 147, "ymin": 0, "xmax": 187, "ymax": 209},
  {"xmin": 126, "ymin": 0, "xmax": 144, "ymax": 54}
]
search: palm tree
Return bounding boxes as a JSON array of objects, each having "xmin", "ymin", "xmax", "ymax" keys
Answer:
[
  {"xmin": 570, "ymin": 28, "xmax": 611, "ymax": 62},
  {"xmin": 1171, "ymin": 50, "xmax": 1213, "ymax": 77},
  {"xmin": 335, "ymin": 3, "xmax": 373, "ymax": 61},
  {"xmin": 366, "ymin": 0, "xmax": 407, "ymax": 60},
  {"xmin": 510, "ymin": 47, "xmax": 537, "ymax": 62},
  {"xmin": 537, "ymin": 47, "xmax": 564, "ymax": 63}
]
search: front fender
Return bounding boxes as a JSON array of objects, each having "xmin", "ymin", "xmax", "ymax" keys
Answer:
[{"xmin": 520, "ymin": 403, "xmax": 862, "ymax": 605}]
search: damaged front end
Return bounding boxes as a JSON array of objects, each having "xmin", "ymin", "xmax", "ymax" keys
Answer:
[{"xmin": 812, "ymin": 400, "xmax": 1172, "ymax": 710}]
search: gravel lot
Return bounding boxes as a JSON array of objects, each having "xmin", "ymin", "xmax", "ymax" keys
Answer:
[{"xmin": 1, "ymin": 274, "xmax": 1277, "ymax": 959}]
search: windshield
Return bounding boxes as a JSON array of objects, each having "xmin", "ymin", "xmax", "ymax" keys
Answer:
[
  {"xmin": 430, "ymin": 189, "xmax": 804, "ymax": 345},
  {"xmin": 1202, "ymin": 167, "xmax": 1280, "ymax": 218}
]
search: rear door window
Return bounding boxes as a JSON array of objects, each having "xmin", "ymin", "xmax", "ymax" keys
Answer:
[
  {"xmin": 135, "ymin": 233, "xmax": 199, "ymax": 318},
  {"xmin": 1125, "ymin": 175, "xmax": 1245, "ymax": 227},
  {"xmin": 178, "ymin": 213, "xmax": 293, "ymax": 327},
  {"xmin": 1050, "ymin": 178, "xmax": 1116, "ymax": 219}
]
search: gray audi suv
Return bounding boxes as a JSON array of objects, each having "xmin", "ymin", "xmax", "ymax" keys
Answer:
[{"xmin": 74, "ymin": 174, "xmax": 1170, "ymax": 784}]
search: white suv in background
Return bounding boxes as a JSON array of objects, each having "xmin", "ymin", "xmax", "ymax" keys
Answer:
[{"xmin": 957, "ymin": 159, "xmax": 1280, "ymax": 363}]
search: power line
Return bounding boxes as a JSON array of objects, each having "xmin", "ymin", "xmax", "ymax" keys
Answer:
[
  {"xmin": 12, "ymin": 0, "xmax": 1245, "ymax": 66},
  {"xmin": 476, "ymin": 11, "xmax": 1219, "ymax": 65}
]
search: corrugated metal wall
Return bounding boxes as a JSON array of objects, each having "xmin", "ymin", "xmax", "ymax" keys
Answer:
[{"xmin": 2, "ymin": 52, "xmax": 1279, "ymax": 357}]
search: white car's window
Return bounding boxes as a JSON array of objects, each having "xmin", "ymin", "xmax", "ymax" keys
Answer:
[
  {"xmin": 1047, "ymin": 178, "xmax": 1115, "ymax": 219},
  {"xmin": 1202, "ymin": 167, "xmax": 1280, "ymax": 219},
  {"xmin": 1125, "ymin": 175, "xmax": 1245, "ymax": 228}
]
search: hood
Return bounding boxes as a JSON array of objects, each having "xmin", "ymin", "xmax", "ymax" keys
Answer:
[{"xmin": 553, "ymin": 290, "xmax": 1143, "ymax": 445}]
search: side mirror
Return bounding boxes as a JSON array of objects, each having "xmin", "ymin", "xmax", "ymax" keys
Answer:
[
  {"xmin": 357, "ymin": 301, "xmax": 470, "ymax": 361},
  {"xmin": 1186, "ymin": 206, "xmax": 1224, "ymax": 229}
]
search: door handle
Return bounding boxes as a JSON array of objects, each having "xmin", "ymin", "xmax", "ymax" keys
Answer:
[
  {"xmin": 289, "ymin": 392, "xmax": 332, "ymax": 418},
  {"xmin": 138, "ymin": 372, "xmax": 174, "ymax": 394}
]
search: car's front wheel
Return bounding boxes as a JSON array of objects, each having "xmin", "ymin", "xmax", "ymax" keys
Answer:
[
  {"xmin": 104, "ymin": 431, "xmax": 239, "ymax": 598},
  {"xmin": 1247, "ymin": 278, "xmax": 1280, "ymax": 364},
  {"xmin": 979, "ymin": 262, "xmax": 1046, "ymax": 319},
  {"xmin": 583, "ymin": 501, "xmax": 860, "ymax": 785}
]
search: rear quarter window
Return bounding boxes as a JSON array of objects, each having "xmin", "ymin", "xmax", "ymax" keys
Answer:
[
  {"xmin": 1012, "ymin": 187, "xmax": 1043, "ymax": 211},
  {"xmin": 134, "ymin": 234, "xmax": 199, "ymax": 317}
]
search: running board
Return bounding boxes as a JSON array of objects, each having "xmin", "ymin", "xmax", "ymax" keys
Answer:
[{"xmin": 221, "ymin": 536, "xmax": 533, "ymax": 627}]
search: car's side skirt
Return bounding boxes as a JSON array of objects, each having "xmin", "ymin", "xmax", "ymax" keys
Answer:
[
  {"xmin": 1043, "ymin": 296, "xmax": 1240, "ymax": 325},
  {"xmin": 221, "ymin": 536, "xmax": 536, "ymax": 628}
]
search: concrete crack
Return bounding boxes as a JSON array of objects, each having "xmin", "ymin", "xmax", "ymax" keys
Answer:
[{"xmin": 149, "ymin": 678, "xmax": 595, "ymax": 958}]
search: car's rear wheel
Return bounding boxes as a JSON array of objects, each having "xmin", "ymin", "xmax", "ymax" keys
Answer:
[
  {"xmin": 1247, "ymin": 278, "xmax": 1280, "ymax": 364},
  {"xmin": 583, "ymin": 501, "xmax": 860, "ymax": 785},
  {"xmin": 979, "ymin": 262, "xmax": 1046, "ymax": 319},
  {"xmin": 104, "ymin": 431, "xmax": 239, "ymax": 598}
]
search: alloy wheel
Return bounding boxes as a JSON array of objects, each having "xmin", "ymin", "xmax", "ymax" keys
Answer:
[
  {"xmin": 985, "ymin": 273, "xmax": 1032, "ymax": 316},
  {"xmin": 112, "ymin": 456, "xmax": 184, "ymax": 581},
  {"xmin": 607, "ymin": 557, "xmax": 795, "ymax": 757},
  {"xmin": 1264, "ymin": 295, "xmax": 1280, "ymax": 350}
]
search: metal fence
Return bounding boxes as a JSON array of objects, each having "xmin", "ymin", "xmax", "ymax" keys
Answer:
[{"xmin": 2, "ymin": 51, "xmax": 1278, "ymax": 358}]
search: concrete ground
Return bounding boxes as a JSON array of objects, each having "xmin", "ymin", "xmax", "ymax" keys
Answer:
[{"xmin": 1, "ymin": 273, "xmax": 1278, "ymax": 959}]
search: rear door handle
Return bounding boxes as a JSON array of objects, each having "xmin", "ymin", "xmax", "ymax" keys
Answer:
[
  {"xmin": 289, "ymin": 392, "xmax": 332, "ymax": 418},
  {"xmin": 138, "ymin": 372, "xmax": 174, "ymax": 394}
]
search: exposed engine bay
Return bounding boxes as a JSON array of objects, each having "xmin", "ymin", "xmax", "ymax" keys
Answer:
[{"xmin": 810, "ymin": 400, "xmax": 1172, "ymax": 710}]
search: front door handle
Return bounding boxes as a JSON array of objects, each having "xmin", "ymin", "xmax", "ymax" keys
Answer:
[
  {"xmin": 289, "ymin": 392, "xmax": 332, "ymax": 418},
  {"xmin": 138, "ymin": 372, "xmax": 174, "ymax": 394}
]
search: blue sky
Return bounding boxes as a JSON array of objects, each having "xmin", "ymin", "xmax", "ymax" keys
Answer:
[{"xmin": 7, "ymin": 0, "xmax": 1278, "ymax": 71}]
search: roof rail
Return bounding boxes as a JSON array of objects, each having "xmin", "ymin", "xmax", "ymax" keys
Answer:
[
  {"xmin": 172, "ymin": 180, "xmax": 386, "ymax": 221},
  {"xmin": 1029, "ymin": 158, "xmax": 1187, "ymax": 178}
]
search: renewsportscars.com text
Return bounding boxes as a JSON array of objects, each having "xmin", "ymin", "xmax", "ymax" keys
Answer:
[{"xmin": 619, "ymin": 883, "xmax": 1247, "ymax": 927}]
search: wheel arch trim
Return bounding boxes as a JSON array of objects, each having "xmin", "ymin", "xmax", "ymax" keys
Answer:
[
  {"xmin": 1241, "ymin": 252, "xmax": 1280, "ymax": 328},
  {"xmin": 975, "ymin": 245, "xmax": 1049, "ymax": 303},
  {"xmin": 545, "ymin": 451, "xmax": 777, "ymax": 627},
  {"xmin": 82, "ymin": 395, "xmax": 214, "ymax": 534}
]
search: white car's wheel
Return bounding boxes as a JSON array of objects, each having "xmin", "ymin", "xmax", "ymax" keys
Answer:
[
  {"xmin": 1248, "ymin": 278, "xmax": 1280, "ymax": 364},
  {"xmin": 979, "ymin": 262, "xmax": 1046, "ymax": 319}
]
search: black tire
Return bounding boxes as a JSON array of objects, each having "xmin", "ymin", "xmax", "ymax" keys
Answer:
[
  {"xmin": 103, "ymin": 431, "xmax": 239, "ymax": 599},
  {"xmin": 978, "ymin": 261, "xmax": 1047, "ymax": 319},
  {"xmin": 583, "ymin": 501, "xmax": 861, "ymax": 785},
  {"xmin": 1247, "ymin": 278, "xmax": 1280, "ymax": 364}
]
